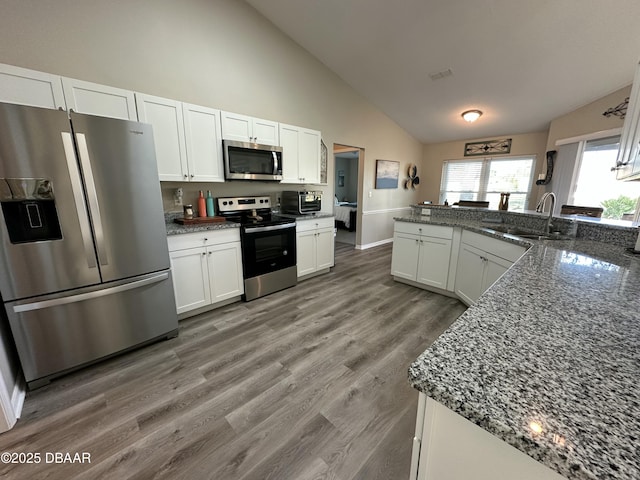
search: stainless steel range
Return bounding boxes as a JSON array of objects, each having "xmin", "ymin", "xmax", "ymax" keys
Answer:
[{"xmin": 217, "ymin": 196, "xmax": 297, "ymax": 301}]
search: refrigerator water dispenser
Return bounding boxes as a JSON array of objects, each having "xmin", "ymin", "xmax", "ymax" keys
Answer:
[{"xmin": 0, "ymin": 178, "xmax": 62, "ymax": 243}]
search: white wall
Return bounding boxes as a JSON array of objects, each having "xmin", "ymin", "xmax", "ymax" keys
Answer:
[
  {"xmin": 0, "ymin": 0, "xmax": 423, "ymax": 246},
  {"xmin": 421, "ymin": 131, "xmax": 549, "ymax": 208},
  {"xmin": 0, "ymin": 316, "xmax": 21, "ymax": 432},
  {"xmin": 546, "ymin": 85, "xmax": 629, "ymax": 150}
]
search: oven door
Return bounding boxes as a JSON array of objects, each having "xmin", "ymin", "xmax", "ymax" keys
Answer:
[{"xmin": 241, "ymin": 223, "xmax": 296, "ymax": 278}]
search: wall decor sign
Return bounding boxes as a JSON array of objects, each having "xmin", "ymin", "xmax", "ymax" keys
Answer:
[
  {"xmin": 464, "ymin": 138, "xmax": 512, "ymax": 156},
  {"xmin": 375, "ymin": 160, "xmax": 399, "ymax": 189},
  {"xmin": 404, "ymin": 163, "xmax": 420, "ymax": 189},
  {"xmin": 602, "ymin": 97, "xmax": 629, "ymax": 119}
]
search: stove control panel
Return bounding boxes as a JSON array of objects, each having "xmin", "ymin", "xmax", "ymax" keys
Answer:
[{"xmin": 217, "ymin": 196, "xmax": 271, "ymax": 213}]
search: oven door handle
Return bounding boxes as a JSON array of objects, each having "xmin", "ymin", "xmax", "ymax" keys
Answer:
[{"xmin": 244, "ymin": 223, "xmax": 295, "ymax": 233}]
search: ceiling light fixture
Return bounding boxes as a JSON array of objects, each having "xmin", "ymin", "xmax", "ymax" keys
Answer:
[{"xmin": 461, "ymin": 109, "xmax": 483, "ymax": 123}]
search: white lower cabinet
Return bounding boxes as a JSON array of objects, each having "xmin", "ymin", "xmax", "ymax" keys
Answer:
[
  {"xmin": 454, "ymin": 230, "xmax": 526, "ymax": 305},
  {"xmin": 391, "ymin": 222, "xmax": 453, "ymax": 290},
  {"xmin": 296, "ymin": 217, "xmax": 334, "ymax": 278},
  {"xmin": 167, "ymin": 229, "xmax": 243, "ymax": 316},
  {"xmin": 411, "ymin": 394, "xmax": 566, "ymax": 480}
]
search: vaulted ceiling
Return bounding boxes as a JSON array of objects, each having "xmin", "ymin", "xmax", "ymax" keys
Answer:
[{"xmin": 245, "ymin": 0, "xmax": 640, "ymax": 143}]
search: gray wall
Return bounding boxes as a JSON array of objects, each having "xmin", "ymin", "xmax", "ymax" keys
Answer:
[
  {"xmin": 335, "ymin": 156, "xmax": 358, "ymax": 203},
  {"xmin": 0, "ymin": 0, "xmax": 423, "ymax": 246}
]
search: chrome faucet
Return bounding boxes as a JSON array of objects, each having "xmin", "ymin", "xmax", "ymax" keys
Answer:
[{"xmin": 536, "ymin": 192, "xmax": 556, "ymax": 234}]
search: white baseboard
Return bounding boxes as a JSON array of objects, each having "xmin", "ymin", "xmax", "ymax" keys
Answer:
[{"xmin": 356, "ymin": 238, "xmax": 393, "ymax": 250}]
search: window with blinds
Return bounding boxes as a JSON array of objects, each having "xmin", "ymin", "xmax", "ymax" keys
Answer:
[{"xmin": 440, "ymin": 156, "xmax": 535, "ymax": 210}]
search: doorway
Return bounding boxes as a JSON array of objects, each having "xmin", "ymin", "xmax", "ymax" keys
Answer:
[{"xmin": 333, "ymin": 144, "xmax": 362, "ymax": 247}]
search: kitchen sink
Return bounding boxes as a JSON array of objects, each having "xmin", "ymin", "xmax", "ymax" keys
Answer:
[
  {"xmin": 482, "ymin": 224, "xmax": 568, "ymax": 241},
  {"xmin": 482, "ymin": 225, "xmax": 536, "ymax": 236},
  {"xmin": 516, "ymin": 233, "xmax": 567, "ymax": 241}
]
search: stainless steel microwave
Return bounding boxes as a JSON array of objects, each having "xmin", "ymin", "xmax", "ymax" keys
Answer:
[{"xmin": 223, "ymin": 140, "xmax": 283, "ymax": 181}]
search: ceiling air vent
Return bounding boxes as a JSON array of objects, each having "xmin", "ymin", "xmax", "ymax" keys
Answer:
[{"xmin": 429, "ymin": 68, "xmax": 453, "ymax": 81}]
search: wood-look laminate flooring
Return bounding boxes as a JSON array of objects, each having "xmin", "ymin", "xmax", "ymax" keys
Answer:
[{"xmin": 0, "ymin": 242, "xmax": 465, "ymax": 480}]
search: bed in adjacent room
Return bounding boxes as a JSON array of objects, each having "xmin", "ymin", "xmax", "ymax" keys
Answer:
[{"xmin": 334, "ymin": 201, "xmax": 357, "ymax": 231}]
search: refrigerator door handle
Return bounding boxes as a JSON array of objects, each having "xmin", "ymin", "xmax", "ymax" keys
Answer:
[
  {"xmin": 75, "ymin": 133, "xmax": 109, "ymax": 267},
  {"xmin": 13, "ymin": 272, "xmax": 169, "ymax": 313},
  {"xmin": 61, "ymin": 132, "xmax": 98, "ymax": 269}
]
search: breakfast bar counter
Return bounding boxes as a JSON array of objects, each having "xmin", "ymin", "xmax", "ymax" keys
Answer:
[{"xmin": 401, "ymin": 211, "xmax": 640, "ymax": 479}]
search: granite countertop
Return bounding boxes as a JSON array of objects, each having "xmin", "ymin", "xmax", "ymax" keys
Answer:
[
  {"xmin": 165, "ymin": 211, "xmax": 334, "ymax": 236},
  {"xmin": 165, "ymin": 212, "xmax": 240, "ymax": 236},
  {"xmin": 400, "ymin": 215, "xmax": 640, "ymax": 479}
]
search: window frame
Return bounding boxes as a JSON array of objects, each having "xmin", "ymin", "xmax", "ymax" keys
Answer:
[
  {"xmin": 566, "ymin": 134, "xmax": 640, "ymax": 221},
  {"xmin": 439, "ymin": 155, "xmax": 537, "ymax": 210}
]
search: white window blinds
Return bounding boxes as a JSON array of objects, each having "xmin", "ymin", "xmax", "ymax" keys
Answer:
[{"xmin": 440, "ymin": 156, "xmax": 535, "ymax": 210}]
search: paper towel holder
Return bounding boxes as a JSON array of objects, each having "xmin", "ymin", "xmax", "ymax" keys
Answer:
[{"xmin": 536, "ymin": 150, "xmax": 556, "ymax": 185}]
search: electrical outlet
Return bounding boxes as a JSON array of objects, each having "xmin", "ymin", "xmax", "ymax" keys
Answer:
[
  {"xmin": 368, "ymin": 190, "xmax": 373, "ymax": 198},
  {"xmin": 174, "ymin": 188, "xmax": 183, "ymax": 206}
]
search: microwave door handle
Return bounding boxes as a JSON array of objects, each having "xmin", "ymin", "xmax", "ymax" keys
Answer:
[
  {"xmin": 75, "ymin": 133, "xmax": 108, "ymax": 266},
  {"xmin": 272, "ymin": 151, "xmax": 278, "ymax": 175},
  {"xmin": 61, "ymin": 132, "xmax": 97, "ymax": 269}
]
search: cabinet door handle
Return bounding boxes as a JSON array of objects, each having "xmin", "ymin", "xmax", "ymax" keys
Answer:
[
  {"xmin": 208, "ymin": 252, "xmax": 212, "ymax": 255},
  {"xmin": 202, "ymin": 252, "xmax": 206, "ymax": 256},
  {"xmin": 184, "ymin": 174, "xmax": 188, "ymax": 179},
  {"xmin": 190, "ymin": 174, "xmax": 194, "ymax": 178}
]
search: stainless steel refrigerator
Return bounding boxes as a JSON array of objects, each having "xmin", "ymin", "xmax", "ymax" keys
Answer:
[{"xmin": 0, "ymin": 102, "xmax": 178, "ymax": 389}]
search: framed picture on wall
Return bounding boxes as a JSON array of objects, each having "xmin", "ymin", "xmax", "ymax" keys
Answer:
[
  {"xmin": 337, "ymin": 170, "xmax": 345, "ymax": 187},
  {"xmin": 375, "ymin": 160, "xmax": 399, "ymax": 189}
]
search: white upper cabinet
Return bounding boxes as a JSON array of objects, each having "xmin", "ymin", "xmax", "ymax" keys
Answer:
[
  {"xmin": 280, "ymin": 123, "xmax": 300, "ymax": 183},
  {"xmin": 615, "ymin": 60, "xmax": 640, "ymax": 180},
  {"xmin": 0, "ymin": 63, "xmax": 65, "ymax": 109},
  {"xmin": 279, "ymin": 123, "xmax": 321, "ymax": 184},
  {"xmin": 182, "ymin": 103, "xmax": 224, "ymax": 182},
  {"xmin": 221, "ymin": 111, "xmax": 279, "ymax": 145},
  {"xmin": 136, "ymin": 94, "xmax": 224, "ymax": 182},
  {"xmin": 61, "ymin": 77, "xmax": 137, "ymax": 120},
  {"xmin": 136, "ymin": 93, "xmax": 188, "ymax": 182},
  {"xmin": 298, "ymin": 127, "xmax": 321, "ymax": 184}
]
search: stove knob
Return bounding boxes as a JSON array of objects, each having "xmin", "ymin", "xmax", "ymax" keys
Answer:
[
  {"xmin": 222, "ymin": 201, "xmax": 228, "ymax": 205},
  {"xmin": 229, "ymin": 201, "xmax": 234, "ymax": 205}
]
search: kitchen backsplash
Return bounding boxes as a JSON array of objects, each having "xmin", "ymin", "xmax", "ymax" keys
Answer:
[
  {"xmin": 160, "ymin": 181, "xmax": 331, "ymax": 213},
  {"xmin": 411, "ymin": 204, "xmax": 638, "ymax": 247}
]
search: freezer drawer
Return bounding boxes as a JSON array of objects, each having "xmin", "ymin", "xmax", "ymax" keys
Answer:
[{"xmin": 6, "ymin": 271, "xmax": 178, "ymax": 389}]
